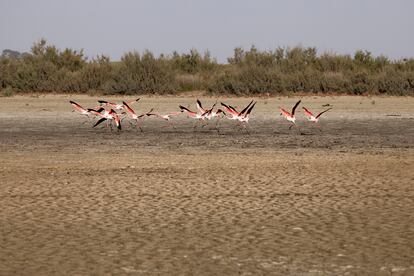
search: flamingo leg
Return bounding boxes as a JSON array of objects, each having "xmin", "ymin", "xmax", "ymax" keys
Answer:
[
  {"xmin": 193, "ymin": 120, "xmax": 202, "ymax": 130},
  {"xmin": 317, "ymin": 123, "xmax": 322, "ymax": 132},
  {"xmin": 233, "ymin": 121, "xmax": 241, "ymax": 131},
  {"xmin": 135, "ymin": 120, "xmax": 144, "ymax": 132},
  {"xmin": 212, "ymin": 119, "xmax": 221, "ymax": 132},
  {"xmin": 200, "ymin": 120, "xmax": 209, "ymax": 128},
  {"xmin": 295, "ymin": 124, "xmax": 304, "ymax": 135},
  {"xmin": 241, "ymin": 123, "xmax": 251, "ymax": 134}
]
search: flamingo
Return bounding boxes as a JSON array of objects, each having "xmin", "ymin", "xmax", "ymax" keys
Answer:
[
  {"xmin": 179, "ymin": 105, "xmax": 210, "ymax": 129},
  {"xmin": 122, "ymin": 101, "xmax": 153, "ymax": 131},
  {"xmin": 197, "ymin": 108, "xmax": 226, "ymax": 131},
  {"xmin": 69, "ymin": 100, "xmax": 92, "ymax": 117},
  {"xmin": 204, "ymin": 109, "xmax": 226, "ymax": 120},
  {"xmin": 179, "ymin": 105, "xmax": 205, "ymax": 120},
  {"xmin": 238, "ymin": 102, "xmax": 257, "ymax": 123},
  {"xmin": 221, "ymin": 100, "xmax": 254, "ymax": 120},
  {"xmin": 69, "ymin": 100, "xmax": 102, "ymax": 124},
  {"xmin": 89, "ymin": 108, "xmax": 121, "ymax": 131},
  {"xmin": 147, "ymin": 111, "xmax": 182, "ymax": 121},
  {"xmin": 235, "ymin": 102, "xmax": 257, "ymax": 132},
  {"xmin": 196, "ymin": 99, "xmax": 207, "ymax": 114},
  {"xmin": 196, "ymin": 99, "xmax": 217, "ymax": 117},
  {"xmin": 280, "ymin": 100, "xmax": 301, "ymax": 129},
  {"xmin": 98, "ymin": 98, "xmax": 140, "ymax": 111},
  {"xmin": 219, "ymin": 100, "xmax": 255, "ymax": 132},
  {"xmin": 302, "ymin": 107, "xmax": 332, "ymax": 123},
  {"xmin": 146, "ymin": 111, "xmax": 182, "ymax": 128}
]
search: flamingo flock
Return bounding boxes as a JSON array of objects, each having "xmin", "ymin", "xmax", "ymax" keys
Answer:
[{"xmin": 69, "ymin": 98, "xmax": 332, "ymax": 132}]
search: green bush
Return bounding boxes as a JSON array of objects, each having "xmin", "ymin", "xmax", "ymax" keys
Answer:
[
  {"xmin": 1, "ymin": 86, "xmax": 14, "ymax": 97},
  {"xmin": 1, "ymin": 40, "xmax": 414, "ymax": 95},
  {"xmin": 208, "ymin": 67, "xmax": 284, "ymax": 95},
  {"xmin": 374, "ymin": 69, "xmax": 411, "ymax": 95},
  {"xmin": 102, "ymin": 51, "xmax": 177, "ymax": 94}
]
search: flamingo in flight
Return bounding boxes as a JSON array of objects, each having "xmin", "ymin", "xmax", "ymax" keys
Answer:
[
  {"xmin": 237, "ymin": 102, "xmax": 257, "ymax": 123},
  {"xmin": 146, "ymin": 111, "xmax": 182, "ymax": 128},
  {"xmin": 98, "ymin": 98, "xmax": 140, "ymax": 111},
  {"xmin": 179, "ymin": 104, "xmax": 211, "ymax": 129},
  {"xmin": 221, "ymin": 100, "xmax": 254, "ymax": 120},
  {"xmin": 280, "ymin": 100, "xmax": 301, "ymax": 129},
  {"xmin": 302, "ymin": 107, "xmax": 332, "ymax": 123},
  {"xmin": 196, "ymin": 99, "xmax": 218, "ymax": 117},
  {"xmin": 198, "ymin": 99, "xmax": 230, "ymax": 130},
  {"xmin": 69, "ymin": 100, "xmax": 102, "ymax": 124},
  {"xmin": 235, "ymin": 102, "xmax": 257, "ymax": 132},
  {"xmin": 122, "ymin": 101, "xmax": 153, "ymax": 131},
  {"xmin": 196, "ymin": 99, "xmax": 207, "ymax": 114},
  {"xmin": 204, "ymin": 109, "xmax": 226, "ymax": 120},
  {"xmin": 69, "ymin": 100, "xmax": 93, "ymax": 117},
  {"xmin": 89, "ymin": 108, "xmax": 122, "ymax": 131},
  {"xmin": 147, "ymin": 111, "xmax": 182, "ymax": 121},
  {"xmin": 179, "ymin": 105, "xmax": 205, "ymax": 120},
  {"xmin": 220, "ymin": 100, "xmax": 256, "ymax": 132}
]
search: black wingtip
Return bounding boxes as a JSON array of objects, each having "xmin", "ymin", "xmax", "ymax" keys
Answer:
[
  {"xmin": 292, "ymin": 99, "xmax": 302, "ymax": 114},
  {"xmin": 93, "ymin": 118, "xmax": 106, "ymax": 128}
]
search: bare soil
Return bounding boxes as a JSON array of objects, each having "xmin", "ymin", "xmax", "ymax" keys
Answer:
[{"xmin": 1, "ymin": 95, "xmax": 414, "ymax": 275}]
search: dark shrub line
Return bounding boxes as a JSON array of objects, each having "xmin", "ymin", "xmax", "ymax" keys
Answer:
[{"xmin": 1, "ymin": 40, "xmax": 413, "ymax": 95}]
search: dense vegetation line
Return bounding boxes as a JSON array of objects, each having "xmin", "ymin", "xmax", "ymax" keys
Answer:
[{"xmin": 1, "ymin": 39, "xmax": 413, "ymax": 96}]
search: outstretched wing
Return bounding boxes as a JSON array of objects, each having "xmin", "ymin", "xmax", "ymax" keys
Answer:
[
  {"xmin": 168, "ymin": 112, "xmax": 182, "ymax": 117},
  {"xmin": 139, "ymin": 108, "xmax": 154, "ymax": 118},
  {"xmin": 196, "ymin": 99, "xmax": 206, "ymax": 114},
  {"xmin": 316, "ymin": 108, "xmax": 332, "ymax": 119},
  {"xmin": 179, "ymin": 105, "xmax": 197, "ymax": 116},
  {"xmin": 244, "ymin": 101, "xmax": 257, "ymax": 117},
  {"xmin": 302, "ymin": 107, "xmax": 314, "ymax": 118},
  {"xmin": 93, "ymin": 118, "xmax": 107, "ymax": 127},
  {"xmin": 221, "ymin": 102, "xmax": 238, "ymax": 115},
  {"xmin": 291, "ymin": 100, "xmax": 301, "ymax": 115},
  {"xmin": 69, "ymin": 101, "xmax": 87, "ymax": 113},
  {"xmin": 239, "ymin": 100, "xmax": 254, "ymax": 116},
  {"xmin": 88, "ymin": 107, "xmax": 105, "ymax": 117},
  {"xmin": 127, "ymin": 98, "xmax": 140, "ymax": 105},
  {"xmin": 122, "ymin": 101, "xmax": 136, "ymax": 115},
  {"xmin": 280, "ymin": 107, "xmax": 291, "ymax": 117}
]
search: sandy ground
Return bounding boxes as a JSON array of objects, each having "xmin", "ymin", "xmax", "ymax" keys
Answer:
[{"xmin": 0, "ymin": 95, "xmax": 414, "ymax": 275}]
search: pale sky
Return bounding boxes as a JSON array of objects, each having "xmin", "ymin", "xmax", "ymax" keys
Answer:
[{"xmin": 1, "ymin": 0, "xmax": 413, "ymax": 62}]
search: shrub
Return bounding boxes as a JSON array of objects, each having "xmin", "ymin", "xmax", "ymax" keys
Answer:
[
  {"xmin": 208, "ymin": 67, "xmax": 284, "ymax": 95},
  {"xmin": 170, "ymin": 49, "xmax": 217, "ymax": 74},
  {"xmin": 1, "ymin": 86, "xmax": 14, "ymax": 97},
  {"xmin": 374, "ymin": 69, "xmax": 411, "ymax": 95},
  {"xmin": 102, "ymin": 51, "xmax": 177, "ymax": 94},
  {"xmin": 1, "ymin": 40, "xmax": 414, "ymax": 95}
]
